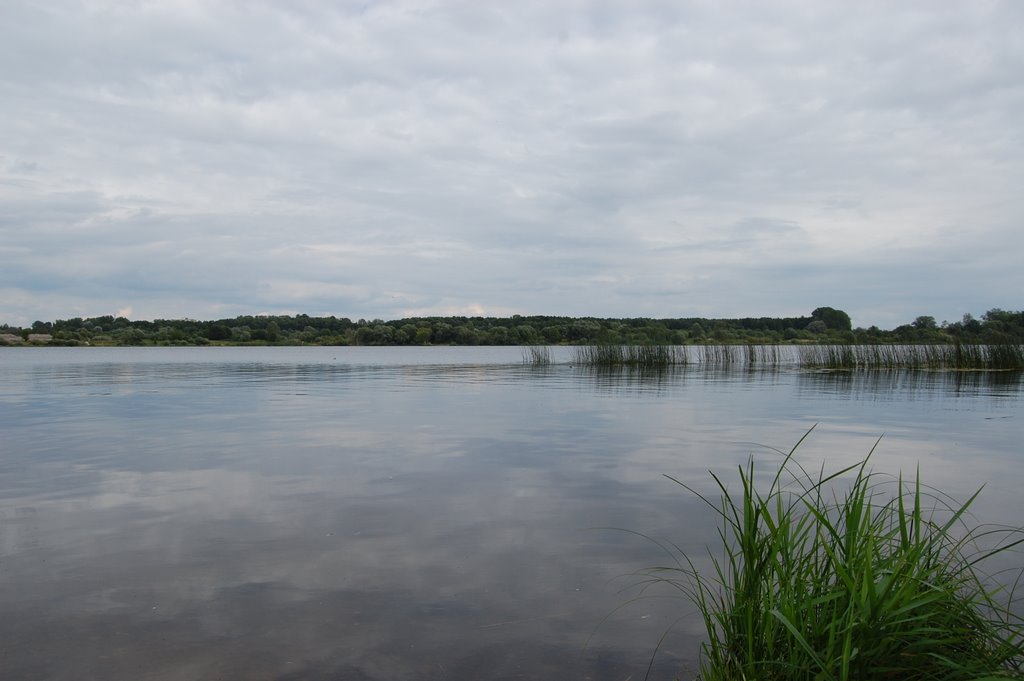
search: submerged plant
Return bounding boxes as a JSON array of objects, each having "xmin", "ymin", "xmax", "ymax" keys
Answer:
[{"xmin": 638, "ymin": 430, "xmax": 1024, "ymax": 681}]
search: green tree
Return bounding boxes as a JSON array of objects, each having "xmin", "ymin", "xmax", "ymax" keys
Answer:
[
  {"xmin": 207, "ymin": 324, "xmax": 232, "ymax": 341},
  {"xmin": 396, "ymin": 324, "xmax": 418, "ymax": 345},
  {"xmin": 454, "ymin": 325, "xmax": 481, "ymax": 345},
  {"xmin": 811, "ymin": 307, "xmax": 852, "ymax": 331},
  {"xmin": 432, "ymin": 322, "xmax": 454, "ymax": 344},
  {"xmin": 912, "ymin": 316, "xmax": 937, "ymax": 330},
  {"xmin": 511, "ymin": 325, "xmax": 539, "ymax": 344},
  {"xmin": 486, "ymin": 326, "xmax": 510, "ymax": 345},
  {"xmin": 122, "ymin": 328, "xmax": 146, "ymax": 345},
  {"xmin": 542, "ymin": 326, "xmax": 563, "ymax": 343}
]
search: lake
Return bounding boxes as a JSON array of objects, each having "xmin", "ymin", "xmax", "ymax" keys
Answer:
[{"xmin": 1, "ymin": 346, "xmax": 1021, "ymax": 680}]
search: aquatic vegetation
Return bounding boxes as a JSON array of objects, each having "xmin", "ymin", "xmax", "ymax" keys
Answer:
[
  {"xmin": 532, "ymin": 343, "xmax": 1024, "ymax": 371},
  {"xmin": 798, "ymin": 343, "xmax": 1024, "ymax": 371},
  {"xmin": 699, "ymin": 344, "xmax": 737, "ymax": 366},
  {"xmin": 522, "ymin": 345, "xmax": 553, "ymax": 365},
  {"xmin": 568, "ymin": 344, "xmax": 781, "ymax": 368},
  {"xmin": 571, "ymin": 344, "xmax": 689, "ymax": 368},
  {"xmin": 744, "ymin": 344, "xmax": 782, "ymax": 366},
  {"xmin": 637, "ymin": 431, "xmax": 1024, "ymax": 680}
]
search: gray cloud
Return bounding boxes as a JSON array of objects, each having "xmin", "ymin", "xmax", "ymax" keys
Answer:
[{"xmin": 1, "ymin": 0, "xmax": 1022, "ymax": 327}]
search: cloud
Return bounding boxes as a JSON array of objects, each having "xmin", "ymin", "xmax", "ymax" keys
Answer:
[{"xmin": 1, "ymin": 0, "xmax": 1022, "ymax": 327}]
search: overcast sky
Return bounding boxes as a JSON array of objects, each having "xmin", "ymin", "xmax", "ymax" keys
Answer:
[{"xmin": 2, "ymin": 1, "xmax": 1021, "ymax": 328}]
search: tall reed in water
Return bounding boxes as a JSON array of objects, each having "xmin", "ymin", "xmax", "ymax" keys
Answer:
[
  {"xmin": 797, "ymin": 344, "xmax": 1024, "ymax": 370},
  {"xmin": 572, "ymin": 344, "xmax": 688, "ymax": 368},
  {"xmin": 521, "ymin": 345, "xmax": 553, "ymax": 366}
]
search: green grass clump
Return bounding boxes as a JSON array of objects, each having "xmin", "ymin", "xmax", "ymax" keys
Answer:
[{"xmin": 642, "ymin": 431, "xmax": 1024, "ymax": 681}]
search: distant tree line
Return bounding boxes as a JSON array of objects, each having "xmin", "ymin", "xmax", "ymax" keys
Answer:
[{"xmin": 2, "ymin": 307, "xmax": 1022, "ymax": 347}]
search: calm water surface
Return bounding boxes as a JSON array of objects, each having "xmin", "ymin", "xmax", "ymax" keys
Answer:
[{"xmin": 1, "ymin": 347, "xmax": 1021, "ymax": 680}]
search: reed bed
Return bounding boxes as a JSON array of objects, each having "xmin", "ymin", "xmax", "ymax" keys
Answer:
[
  {"xmin": 700, "ymin": 345, "xmax": 787, "ymax": 367},
  {"xmin": 571, "ymin": 344, "xmax": 689, "ymax": 368},
  {"xmin": 798, "ymin": 344, "xmax": 1024, "ymax": 370},
  {"xmin": 700, "ymin": 344, "xmax": 737, "ymax": 365},
  {"xmin": 531, "ymin": 344, "xmax": 1024, "ymax": 371},
  {"xmin": 636, "ymin": 431, "xmax": 1024, "ymax": 681},
  {"xmin": 743, "ymin": 344, "xmax": 783, "ymax": 366},
  {"xmin": 521, "ymin": 345, "xmax": 553, "ymax": 366}
]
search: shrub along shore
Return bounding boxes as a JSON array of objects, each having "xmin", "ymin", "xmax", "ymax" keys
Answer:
[{"xmin": 3, "ymin": 308, "xmax": 1023, "ymax": 348}]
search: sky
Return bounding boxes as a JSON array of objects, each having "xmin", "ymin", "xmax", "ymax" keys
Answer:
[{"xmin": 1, "ymin": 1, "xmax": 1022, "ymax": 329}]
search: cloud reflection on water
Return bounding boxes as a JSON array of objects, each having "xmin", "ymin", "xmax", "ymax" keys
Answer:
[{"xmin": 0, "ymin": 347, "xmax": 1020, "ymax": 680}]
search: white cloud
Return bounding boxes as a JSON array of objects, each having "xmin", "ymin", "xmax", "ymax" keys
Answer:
[{"xmin": 1, "ymin": 0, "xmax": 1022, "ymax": 327}]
